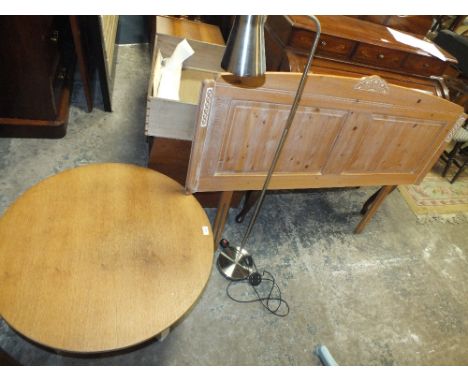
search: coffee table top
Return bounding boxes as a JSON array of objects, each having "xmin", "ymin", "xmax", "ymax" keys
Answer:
[{"xmin": 0, "ymin": 163, "xmax": 213, "ymax": 353}]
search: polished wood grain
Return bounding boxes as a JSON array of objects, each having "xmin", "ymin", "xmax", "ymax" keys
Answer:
[
  {"xmin": 0, "ymin": 164, "xmax": 214, "ymax": 353},
  {"xmin": 264, "ymin": 15, "xmax": 456, "ymax": 96},
  {"xmin": 402, "ymin": 54, "xmax": 448, "ymax": 78},
  {"xmin": 352, "ymin": 16, "xmax": 434, "ymax": 37},
  {"xmin": 352, "ymin": 43, "xmax": 407, "ymax": 70},
  {"xmin": 282, "ymin": 53, "xmax": 444, "ymax": 96},
  {"xmin": 315, "ymin": 34, "xmax": 355, "ymax": 58},
  {"xmin": 384, "ymin": 16, "xmax": 434, "ymax": 36},
  {"xmin": 285, "ymin": 16, "xmax": 455, "ymax": 61}
]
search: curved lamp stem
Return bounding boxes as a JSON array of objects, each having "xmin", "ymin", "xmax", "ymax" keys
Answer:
[
  {"xmin": 240, "ymin": 15, "xmax": 322, "ymax": 250},
  {"xmin": 217, "ymin": 16, "xmax": 322, "ymax": 281}
]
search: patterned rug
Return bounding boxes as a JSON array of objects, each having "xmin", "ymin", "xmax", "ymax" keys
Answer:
[{"xmin": 398, "ymin": 159, "xmax": 468, "ymax": 223}]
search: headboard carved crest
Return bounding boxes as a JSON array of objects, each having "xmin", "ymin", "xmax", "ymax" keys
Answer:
[{"xmin": 354, "ymin": 75, "xmax": 390, "ymax": 94}]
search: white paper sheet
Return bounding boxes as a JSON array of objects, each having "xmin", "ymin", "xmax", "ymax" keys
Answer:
[{"xmin": 156, "ymin": 39, "xmax": 195, "ymax": 100}]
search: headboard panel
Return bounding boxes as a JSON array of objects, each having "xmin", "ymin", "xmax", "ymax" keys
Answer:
[{"xmin": 186, "ymin": 73, "xmax": 465, "ymax": 193}]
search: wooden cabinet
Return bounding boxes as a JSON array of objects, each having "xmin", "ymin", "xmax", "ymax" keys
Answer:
[
  {"xmin": 145, "ymin": 17, "xmax": 242, "ymax": 207},
  {"xmin": 0, "ymin": 16, "xmax": 75, "ymax": 137},
  {"xmin": 0, "ymin": 15, "xmax": 117, "ymax": 137},
  {"xmin": 265, "ymin": 16, "xmax": 457, "ymax": 97}
]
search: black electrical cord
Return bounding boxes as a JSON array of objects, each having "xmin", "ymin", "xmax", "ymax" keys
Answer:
[
  {"xmin": 218, "ymin": 239, "xmax": 289, "ymax": 316},
  {"xmin": 225, "ymin": 261, "xmax": 290, "ymax": 317}
]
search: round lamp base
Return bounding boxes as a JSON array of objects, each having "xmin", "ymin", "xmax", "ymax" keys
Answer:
[{"xmin": 217, "ymin": 245, "xmax": 251, "ymax": 281}]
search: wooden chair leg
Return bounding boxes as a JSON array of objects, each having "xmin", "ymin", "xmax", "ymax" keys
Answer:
[
  {"xmin": 213, "ymin": 191, "xmax": 233, "ymax": 247},
  {"xmin": 360, "ymin": 188, "xmax": 380, "ymax": 215},
  {"xmin": 450, "ymin": 159, "xmax": 467, "ymax": 183},
  {"xmin": 442, "ymin": 142, "xmax": 463, "ymax": 177},
  {"xmin": 354, "ymin": 185, "xmax": 396, "ymax": 234}
]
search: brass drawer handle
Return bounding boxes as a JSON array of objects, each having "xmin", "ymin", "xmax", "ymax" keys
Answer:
[
  {"xmin": 320, "ymin": 40, "xmax": 327, "ymax": 46},
  {"xmin": 423, "ymin": 63, "xmax": 430, "ymax": 68},
  {"xmin": 378, "ymin": 53, "xmax": 385, "ymax": 59}
]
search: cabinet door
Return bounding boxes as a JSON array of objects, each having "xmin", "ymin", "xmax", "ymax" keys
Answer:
[{"xmin": 0, "ymin": 16, "xmax": 61, "ymax": 120}]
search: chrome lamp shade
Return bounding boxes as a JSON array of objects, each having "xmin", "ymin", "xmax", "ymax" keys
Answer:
[{"xmin": 221, "ymin": 16, "xmax": 267, "ymax": 77}]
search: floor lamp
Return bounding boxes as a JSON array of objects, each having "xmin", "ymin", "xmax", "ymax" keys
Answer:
[{"xmin": 217, "ymin": 15, "xmax": 322, "ymax": 281}]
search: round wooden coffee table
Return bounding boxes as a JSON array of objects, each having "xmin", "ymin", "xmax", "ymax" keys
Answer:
[{"xmin": 0, "ymin": 164, "xmax": 213, "ymax": 353}]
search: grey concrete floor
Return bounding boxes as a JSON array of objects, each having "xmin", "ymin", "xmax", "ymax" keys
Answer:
[{"xmin": 1, "ymin": 44, "xmax": 468, "ymax": 366}]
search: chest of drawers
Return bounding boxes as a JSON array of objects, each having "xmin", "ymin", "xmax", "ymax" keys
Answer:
[
  {"xmin": 145, "ymin": 17, "xmax": 243, "ymax": 207},
  {"xmin": 265, "ymin": 16, "xmax": 458, "ymax": 97}
]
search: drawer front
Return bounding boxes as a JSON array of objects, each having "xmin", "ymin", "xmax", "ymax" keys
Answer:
[
  {"xmin": 316, "ymin": 35, "xmax": 355, "ymax": 58},
  {"xmin": 289, "ymin": 30, "xmax": 354, "ymax": 58},
  {"xmin": 146, "ymin": 98, "xmax": 198, "ymax": 140},
  {"xmin": 288, "ymin": 29, "xmax": 319, "ymax": 51},
  {"xmin": 402, "ymin": 54, "xmax": 447, "ymax": 77},
  {"xmin": 352, "ymin": 43, "xmax": 407, "ymax": 70}
]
